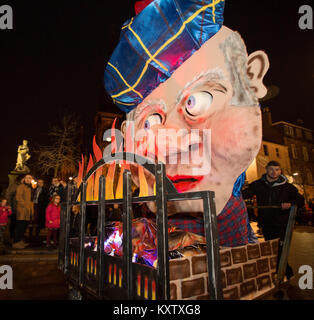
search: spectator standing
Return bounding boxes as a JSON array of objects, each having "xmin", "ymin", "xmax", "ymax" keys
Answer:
[
  {"xmin": 13, "ymin": 174, "xmax": 34, "ymax": 249},
  {"xmin": 63, "ymin": 177, "xmax": 78, "ymax": 203},
  {"xmin": 49, "ymin": 178, "xmax": 64, "ymax": 201},
  {"xmin": 0, "ymin": 197, "xmax": 12, "ymax": 254},
  {"xmin": 69, "ymin": 205, "xmax": 80, "ymax": 238},
  {"xmin": 242, "ymin": 161, "xmax": 304, "ymax": 280},
  {"xmin": 45, "ymin": 195, "xmax": 61, "ymax": 249},
  {"xmin": 32, "ymin": 179, "xmax": 50, "ymax": 243},
  {"xmin": 5, "ymin": 175, "xmax": 24, "ymax": 241}
]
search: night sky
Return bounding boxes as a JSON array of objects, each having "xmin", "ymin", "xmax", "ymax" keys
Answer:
[{"xmin": 0, "ymin": 0, "xmax": 313, "ymax": 187}]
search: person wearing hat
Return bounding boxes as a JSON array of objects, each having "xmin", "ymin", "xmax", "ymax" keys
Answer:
[
  {"xmin": 242, "ymin": 160, "xmax": 304, "ymax": 279},
  {"xmin": 104, "ymin": 0, "xmax": 269, "ymax": 247}
]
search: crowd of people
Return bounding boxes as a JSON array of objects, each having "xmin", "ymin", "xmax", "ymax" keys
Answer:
[{"xmin": 0, "ymin": 174, "xmax": 77, "ymax": 252}]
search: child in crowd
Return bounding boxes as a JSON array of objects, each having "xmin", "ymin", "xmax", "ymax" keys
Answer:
[
  {"xmin": 0, "ymin": 197, "xmax": 12, "ymax": 254},
  {"xmin": 45, "ymin": 195, "xmax": 61, "ymax": 249}
]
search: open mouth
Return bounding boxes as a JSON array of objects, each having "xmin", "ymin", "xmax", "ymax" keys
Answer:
[{"xmin": 167, "ymin": 175, "xmax": 204, "ymax": 193}]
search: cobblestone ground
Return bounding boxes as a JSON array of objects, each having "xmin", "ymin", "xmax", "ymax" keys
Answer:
[
  {"xmin": 251, "ymin": 224, "xmax": 314, "ymax": 300},
  {"xmin": 287, "ymin": 226, "xmax": 314, "ymax": 300}
]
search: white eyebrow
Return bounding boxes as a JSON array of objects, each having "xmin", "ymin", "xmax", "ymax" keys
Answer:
[
  {"xmin": 134, "ymin": 99, "xmax": 167, "ymax": 119},
  {"xmin": 176, "ymin": 67, "xmax": 226, "ymax": 104}
]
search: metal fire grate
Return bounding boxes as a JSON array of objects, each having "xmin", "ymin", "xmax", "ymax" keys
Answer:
[{"xmin": 58, "ymin": 152, "xmax": 223, "ymax": 300}]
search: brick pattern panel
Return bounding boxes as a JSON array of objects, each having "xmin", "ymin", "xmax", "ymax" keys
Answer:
[
  {"xmin": 257, "ymin": 258, "xmax": 270, "ymax": 274},
  {"xmin": 226, "ymin": 267, "xmax": 243, "ymax": 286},
  {"xmin": 170, "ymin": 240, "xmax": 278, "ymax": 300},
  {"xmin": 247, "ymin": 244, "xmax": 261, "ymax": 260},
  {"xmin": 260, "ymin": 241, "xmax": 272, "ymax": 256},
  {"xmin": 170, "ymin": 283, "xmax": 177, "ymax": 300},
  {"xmin": 223, "ymin": 286, "xmax": 239, "ymax": 300},
  {"xmin": 231, "ymin": 247, "xmax": 248, "ymax": 264},
  {"xmin": 192, "ymin": 255, "xmax": 207, "ymax": 275},
  {"xmin": 240, "ymin": 279, "xmax": 257, "ymax": 297},
  {"xmin": 243, "ymin": 262, "xmax": 258, "ymax": 280},
  {"xmin": 220, "ymin": 250, "xmax": 232, "ymax": 268},
  {"xmin": 169, "ymin": 258, "xmax": 190, "ymax": 281},
  {"xmin": 181, "ymin": 277, "xmax": 205, "ymax": 299}
]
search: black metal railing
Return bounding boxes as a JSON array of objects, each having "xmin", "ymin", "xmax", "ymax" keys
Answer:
[{"xmin": 58, "ymin": 153, "xmax": 223, "ymax": 300}]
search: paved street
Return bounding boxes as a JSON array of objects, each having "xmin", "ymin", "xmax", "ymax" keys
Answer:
[
  {"xmin": 286, "ymin": 226, "xmax": 314, "ymax": 299},
  {"xmin": 0, "ymin": 226, "xmax": 313, "ymax": 300}
]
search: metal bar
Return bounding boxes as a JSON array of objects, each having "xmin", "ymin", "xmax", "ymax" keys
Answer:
[
  {"xmin": 122, "ymin": 170, "xmax": 133, "ymax": 299},
  {"xmin": 246, "ymin": 205, "xmax": 282, "ymax": 209},
  {"xmin": 97, "ymin": 175, "xmax": 106, "ymax": 296},
  {"xmin": 78, "ymin": 181, "xmax": 87, "ymax": 286},
  {"xmin": 63, "ymin": 184, "xmax": 73, "ymax": 273},
  {"xmin": 58, "ymin": 203, "xmax": 66, "ymax": 271},
  {"xmin": 203, "ymin": 191, "xmax": 223, "ymax": 300},
  {"xmin": 71, "ymin": 196, "xmax": 157, "ymax": 206},
  {"xmin": 277, "ymin": 205, "xmax": 297, "ymax": 284},
  {"xmin": 155, "ymin": 162, "xmax": 170, "ymax": 300},
  {"xmin": 167, "ymin": 192, "xmax": 210, "ymax": 201}
]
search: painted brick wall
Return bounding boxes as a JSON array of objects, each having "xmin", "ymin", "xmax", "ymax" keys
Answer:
[{"xmin": 169, "ymin": 239, "xmax": 279, "ymax": 300}]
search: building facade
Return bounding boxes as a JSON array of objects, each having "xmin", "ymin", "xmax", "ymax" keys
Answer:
[
  {"xmin": 246, "ymin": 140, "xmax": 291, "ymax": 184},
  {"xmin": 258, "ymin": 107, "xmax": 314, "ymax": 202}
]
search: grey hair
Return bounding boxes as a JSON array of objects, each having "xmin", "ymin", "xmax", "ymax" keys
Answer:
[{"xmin": 219, "ymin": 31, "xmax": 258, "ymax": 106}]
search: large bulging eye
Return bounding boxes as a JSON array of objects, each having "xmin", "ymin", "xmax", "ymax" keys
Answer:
[
  {"xmin": 185, "ymin": 91, "xmax": 213, "ymax": 117},
  {"xmin": 144, "ymin": 113, "xmax": 162, "ymax": 130}
]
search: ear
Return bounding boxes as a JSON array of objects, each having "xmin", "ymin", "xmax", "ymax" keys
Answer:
[
  {"xmin": 120, "ymin": 120, "xmax": 127, "ymax": 139},
  {"xmin": 247, "ymin": 51, "xmax": 270, "ymax": 99}
]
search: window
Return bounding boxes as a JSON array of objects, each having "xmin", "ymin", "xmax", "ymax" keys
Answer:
[
  {"xmin": 291, "ymin": 144, "xmax": 298, "ymax": 159},
  {"xmin": 263, "ymin": 145, "xmax": 269, "ymax": 156},
  {"xmin": 305, "ymin": 131, "xmax": 313, "ymax": 141},
  {"xmin": 307, "ymin": 171, "xmax": 313, "ymax": 185},
  {"xmin": 296, "ymin": 128, "xmax": 302, "ymax": 139},
  {"xmin": 284, "ymin": 125, "xmax": 294, "ymax": 137},
  {"xmin": 303, "ymin": 146, "xmax": 309, "ymax": 161},
  {"xmin": 275, "ymin": 148, "xmax": 280, "ymax": 158}
]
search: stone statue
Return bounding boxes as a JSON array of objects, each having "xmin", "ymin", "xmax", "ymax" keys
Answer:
[{"xmin": 15, "ymin": 140, "xmax": 31, "ymax": 172}]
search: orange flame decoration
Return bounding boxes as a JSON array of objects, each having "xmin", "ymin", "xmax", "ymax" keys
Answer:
[{"xmin": 76, "ymin": 118, "xmax": 154, "ymax": 202}]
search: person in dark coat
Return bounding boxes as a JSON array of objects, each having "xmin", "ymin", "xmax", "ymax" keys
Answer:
[
  {"xmin": 5, "ymin": 175, "xmax": 25, "ymax": 240},
  {"xmin": 242, "ymin": 161, "xmax": 305, "ymax": 280},
  {"xmin": 32, "ymin": 179, "xmax": 50, "ymax": 242},
  {"xmin": 49, "ymin": 177, "xmax": 65, "ymax": 201}
]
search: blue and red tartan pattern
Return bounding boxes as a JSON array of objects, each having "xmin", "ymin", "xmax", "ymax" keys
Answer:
[
  {"xmin": 141, "ymin": 194, "xmax": 256, "ymax": 247},
  {"xmin": 168, "ymin": 194, "xmax": 255, "ymax": 247},
  {"xmin": 104, "ymin": 0, "xmax": 225, "ymax": 112}
]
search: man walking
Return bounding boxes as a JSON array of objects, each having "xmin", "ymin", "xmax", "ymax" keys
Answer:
[
  {"xmin": 242, "ymin": 161, "xmax": 304, "ymax": 279},
  {"xmin": 13, "ymin": 174, "xmax": 34, "ymax": 249}
]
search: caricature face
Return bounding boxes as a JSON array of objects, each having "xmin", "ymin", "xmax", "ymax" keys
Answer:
[{"xmin": 127, "ymin": 26, "xmax": 269, "ymax": 215}]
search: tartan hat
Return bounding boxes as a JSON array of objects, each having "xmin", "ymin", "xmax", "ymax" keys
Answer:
[{"xmin": 104, "ymin": 0, "xmax": 225, "ymax": 113}]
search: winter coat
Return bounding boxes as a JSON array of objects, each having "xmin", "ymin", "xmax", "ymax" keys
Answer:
[
  {"xmin": 49, "ymin": 184, "xmax": 64, "ymax": 201},
  {"xmin": 0, "ymin": 206, "xmax": 12, "ymax": 225},
  {"xmin": 45, "ymin": 203, "xmax": 61, "ymax": 229},
  {"xmin": 242, "ymin": 174, "xmax": 305, "ymax": 228},
  {"xmin": 36, "ymin": 187, "xmax": 50, "ymax": 228},
  {"xmin": 16, "ymin": 183, "xmax": 34, "ymax": 221}
]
